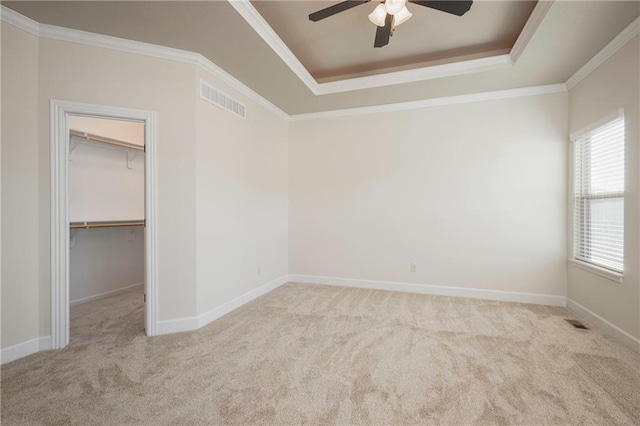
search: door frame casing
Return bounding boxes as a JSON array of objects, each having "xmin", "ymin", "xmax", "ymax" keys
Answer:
[{"xmin": 50, "ymin": 99, "xmax": 158, "ymax": 348}]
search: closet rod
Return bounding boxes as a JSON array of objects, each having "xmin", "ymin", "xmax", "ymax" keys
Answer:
[
  {"xmin": 69, "ymin": 130, "xmax": 145, "ymax": 152},
  {"xmin": 70, "ymin": 220, "xmax": 145, "ymax": 229}
]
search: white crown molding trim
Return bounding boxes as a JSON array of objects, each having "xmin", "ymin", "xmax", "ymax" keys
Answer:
[
  {"xmin": 290, "ymin": 83, "xmax": 567, "ymax": 121},
  {"xmin": 567, "ymin": 298, "xmax": 640, "ymax": 354},
  {"xmin": 289, "ymin": 275, "xmax": 567, "ymax": 306},
  {"xmin": 227, "ymin": 0, "xmax": 551, "ymax": 95},
  {"xmin": 156, "ymin": 275, "xmax": 288, "ymax": 335},
  {"xmin": 566, "ymin": 16, "xmax": 639, "ymax": 89},
  {"xmin": 70, "ymin": 283, "xmax": 144, "ymax": 307},
  {"xmin": 1, "ymin": 336, "xmax": 51, "ymax": 365},
  {"xmin": 228, "ymin": 0, "xmax": 319, "ymax": 94},
  {"xmin": 0, "ymin": 5, "xmax": 289, "ymax": 121},
  {"xmin": 0, "ymin": 5, "xmax": 39, "ymax": 35},
  {"xmin": 316, "ymin": 54, "xmax": 513, "ymax": 95},
  {"xmin": 510, "ymin": 0, "xmax": 554, "ymax": 64}
]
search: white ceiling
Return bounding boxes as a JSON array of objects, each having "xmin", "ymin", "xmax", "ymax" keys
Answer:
[{"xmin": 3, "ymin": 1, "xmax": 639, "ymax": 115}]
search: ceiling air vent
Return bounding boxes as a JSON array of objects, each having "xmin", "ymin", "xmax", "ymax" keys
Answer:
[{"xmin": 200, "ymin": 80, "xmax": 246, "ymax": 119}]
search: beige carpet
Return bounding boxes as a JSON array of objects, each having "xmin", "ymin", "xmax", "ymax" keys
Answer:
[{"xmin": 1, "ymin": 283, "xmax": 639, "ymax": 425}]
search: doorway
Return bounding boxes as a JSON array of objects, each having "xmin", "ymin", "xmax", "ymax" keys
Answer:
[{"xmin": 50, "ymin": 100, "xmax": 157, "ymax": 349}]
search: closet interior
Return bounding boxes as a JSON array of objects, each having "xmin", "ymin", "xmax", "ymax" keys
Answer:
[{"xmin": 68, "ymin": 115, "xmax": 146, "ymax": 337}]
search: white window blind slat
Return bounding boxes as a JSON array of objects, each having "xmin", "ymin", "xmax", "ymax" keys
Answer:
[{"xmin": 573, "ymin": 116, "xmax": 625, "ymax": 274}]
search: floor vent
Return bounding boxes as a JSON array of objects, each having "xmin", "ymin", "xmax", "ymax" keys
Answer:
[
  {"xmin": 565, "ymin": 319, "xmax": 589, "ymax": 330},
  {"xmin": 200, "ymin": 80, "xmax": 246, "ymax": 119}
]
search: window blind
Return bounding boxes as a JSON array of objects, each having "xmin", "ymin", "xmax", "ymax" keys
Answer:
[{"xmin": 573, "ymin": 116, "xmax": 625, "ymax": 273}]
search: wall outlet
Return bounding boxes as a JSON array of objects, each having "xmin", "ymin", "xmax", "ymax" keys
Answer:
[
  {"xmin": 257, "ymin": 266, "xmax": 262, "ymax": 275},
  {"xmin": 410, "ymin": 263, "xmax": 416, "ymax": 272}
]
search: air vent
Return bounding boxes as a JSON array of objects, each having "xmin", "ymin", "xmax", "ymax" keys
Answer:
[
  {"xmin": 565, "ymin": 319, "xmax": 589, "ymax": 330},
  {"xmin": 200, "ymin": 80, "xmax": 246, "ymax": 119}
]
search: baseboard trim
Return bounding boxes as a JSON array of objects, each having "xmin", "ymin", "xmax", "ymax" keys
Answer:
[
  {"xmin": 1, "ymin": 336, "xmax": 51, "ymax": 365},
  {"xmin": 567, "ymin": 298, "xmax": 640, "ymax": 354},
  {"xmin": 155, "ymin": 274, "xmax": 289, "ymax": 335},
  {"xmin": 70, "ymin": 282, "xmax": 144, "ymax": 306},
  {"xmin": 197, "ymin": 274, "xmax": 289, "ymax": 328},
  {"xmin": 289, "ymin": 274, "xmax": 567, "ymax": 307},
  {"xmin": 156, "ymin": 316, "xmax": 199, "ymax": 335}
]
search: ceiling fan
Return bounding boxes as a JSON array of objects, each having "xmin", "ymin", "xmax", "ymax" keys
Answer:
[{"xmin": 309, "ymin": 0, "xmax": 473, "ymax": 48}]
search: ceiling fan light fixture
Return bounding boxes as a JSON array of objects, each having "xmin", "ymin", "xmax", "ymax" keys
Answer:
[
  {"xmin": 368, "ymin": 3, "xmax": 388, "ymax": 27},
  {"xmin": 384, "ymin": 0, "xmax": 406, "ymax": 15},
  {"xmin": 393, "ymin": 6, "xmax": 412, "ymax": 26}
]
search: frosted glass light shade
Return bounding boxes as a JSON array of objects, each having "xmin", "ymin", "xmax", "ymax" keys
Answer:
[
  {"xmin": 394, "ymin": 6, "xmax": 412, "ymax": 26},
  {"xmin": 384, "ymin": 0, "xmax": 406, "ymax": 15},
  {"xmin": 368, "ymin": 4, "xmax": 388, "ymax": 27}
]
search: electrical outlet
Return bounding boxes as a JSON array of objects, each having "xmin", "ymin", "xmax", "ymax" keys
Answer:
[
  {"xmin": 257, "ymin": 266, "xmax": 262, "ymax": 275},
  {"xmin": 410, "ymin": 263, "xmax": 416, "ymax": 272}
]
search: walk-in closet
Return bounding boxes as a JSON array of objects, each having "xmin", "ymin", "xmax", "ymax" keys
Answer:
[{"xmin": 68, "ymin": 115, "xmax": 145, "ymax": 340}]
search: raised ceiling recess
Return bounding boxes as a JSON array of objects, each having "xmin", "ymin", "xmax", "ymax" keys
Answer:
[{"xmin": 251, "ymin": 0, "xmax": 538, "ymax": 82}]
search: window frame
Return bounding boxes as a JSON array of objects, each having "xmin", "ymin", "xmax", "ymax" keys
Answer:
[{"xmin": 568, "ymin": 109, "xmax": 625, "ymax": 284}]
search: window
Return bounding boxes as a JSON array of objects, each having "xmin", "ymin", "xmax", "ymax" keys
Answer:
[{"xmin": 572, "ymin": 114, "xmax": 625, "ymax": 273}]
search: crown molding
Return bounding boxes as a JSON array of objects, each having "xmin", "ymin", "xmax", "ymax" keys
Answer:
[
  {"xmin": 228, "ymin": 0, "xmax": 318, "ymax": 93},
  {"xmin": 228, "ymin": 0, "xmax": 549, "ymax": 95},
  {"xmin": 289, "ymin": 84, "xmax": 567, "ymax": 121},
  {"xmin": 7, "ymin": 3, "xmax": 632, "ymax": 122},
  {"xmin": 0, "ymin": 5, "xmax": 289, "ymax": 120},
  {"xmin": 0, "ymin": 4, "xmax": 40, "ymax": 35},
  {"xmin": 566, "ymin": 15, "xmax": 639, "ymax": 89},
  {"xmin": 510, "ymin": 0, "xmax": 554, "ymax": 63},
  {"xmin": 317, "ymin": 54, "xmax": 513, "ymax": 95}
]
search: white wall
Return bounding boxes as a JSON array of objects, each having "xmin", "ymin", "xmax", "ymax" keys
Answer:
[
  {"xmin": 289, "ymin": 93, "xmax": 569, "ymax": 298},
  {"xmin": 68, "ymin": 115, "xmax": 144, "ymax": 146},
  {"xmin": 195, "ymin": 69, "xmax": 289, "ymax": 317},
  {"xmin": 70, "ymin": 227, "xmax": 144, "ymax": 304},
  {"xmin": 568, "ymin": 36, "xmax": 639, "ymax": 340},
  {"xmin": 1, "ymin": 23, "xmax": 40, "ymax": 349},
  {"xmin": 68, "ymin": 119, "xmax": 145, "ymax": 222}
]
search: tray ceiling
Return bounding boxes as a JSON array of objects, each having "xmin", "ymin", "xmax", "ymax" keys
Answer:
[
  {"xmin": 2, "ymin": 1, "xmax": 639, "ymax": 115},
  {"xmin": 251, "ymin": 0, "xmax": 537, "ymax": 81}
]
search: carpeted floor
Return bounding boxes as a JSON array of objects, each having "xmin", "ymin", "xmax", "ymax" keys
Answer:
[{"xmin": 1, "ymin": 282, "xmax": 639, "ymax": 425}]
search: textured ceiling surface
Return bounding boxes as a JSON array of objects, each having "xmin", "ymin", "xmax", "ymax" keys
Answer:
[
  {"xmin": 3, "ymin": 1, "xmax": 639, "ymax": 115},
  {"xmin": 252, "ymin": 0, "xmax": 537, "ymax": 80}
]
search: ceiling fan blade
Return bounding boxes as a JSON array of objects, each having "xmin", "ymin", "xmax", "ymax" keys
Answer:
[
  {"xmin": 309, "ymin": 0, "xmax": 371, "ymax": 22},
  {"xmin": 408, "ymin": 1, "xmax": 473, "ymax": 16},
  {"xmin": 374, "ymin": 14, "xmax": 393, "ymax": 48}
]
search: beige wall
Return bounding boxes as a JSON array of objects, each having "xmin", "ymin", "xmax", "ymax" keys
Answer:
[
  {"xmin": 1, "ymin": 22, "xmax": 200, "ymax": 348},
  {"xmin": 289, "ymin": 93, "xmax": 569, "ymax": 297},
  {"xmin": 1, "ymin": 24, "xmax": 40, "ymax": 348},
  {"xmin": 37, "ymin": 38, "xmax": 199, "ymax": 326},
  {"xmin": 1, "ymin": 20, "xmax": 290, "ymax": 351},
  {"xmin": 195, "ymin": 67, "xmax": 289, "ymax": 315},
  {"xmin": 568, "ymin": 36, "xmax": 640, "ymax": 339}
]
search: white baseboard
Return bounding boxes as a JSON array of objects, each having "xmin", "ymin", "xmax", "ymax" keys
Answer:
[
  {"xmin": 197, "ymin": 274, "xmax": 289, "ymax": 328},
  {"xmin": 70, "ymin": 282, "xmax": 144, "ymax": 306},
  {"xmin": 156, "ymin": 274, "xmax": 289, "ymax": 335},
  {"xmin": 567, "ymin": 298, "xmax": 640, "ymax": 354},
  {"xmin": 289, "ymin": 274, "xmax": 567, "ymax": 307},
  {"xmin": 156, "ymin": 316, "xmax": 199, "ymax": 335},
  {"xmin": 1, "ymin": 336, "xmax": 51, "ymax": 365}
]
